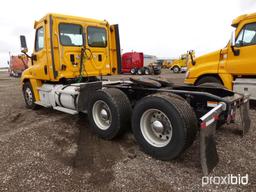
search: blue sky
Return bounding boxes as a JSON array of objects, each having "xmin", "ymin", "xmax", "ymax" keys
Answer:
[{"xmin": 0, "ymin": 0, "xmax": 256, "ymax": 67}]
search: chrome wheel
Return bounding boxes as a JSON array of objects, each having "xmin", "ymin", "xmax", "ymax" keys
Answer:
[
  {"xmin": 173, "ymin": 67, "xmax": 179, "ymax": 73},
  {"xmin": 140, "ymin": 109, "xmax": 172, "ymax": 147},
  {"xmin": 25, "ymin": 87, "xmax": 33, "ymax": 106},
  {"xmin": 92, "ymin": 100, "xmax": 112, "ymax": 130}
]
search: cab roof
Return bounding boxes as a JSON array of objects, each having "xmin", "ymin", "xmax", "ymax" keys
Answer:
[
  {"xmin": 34, "ymin": 13, "xmax": 108, "ymax": 29},
  {"xmin": 232, "ymin": 12, "xmax": 256, "ymax": 27}
]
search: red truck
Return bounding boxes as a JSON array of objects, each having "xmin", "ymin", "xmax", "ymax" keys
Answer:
[
  {"xmin": 121, "ymin": 52, "xmax": 161, "ymax": 75},
  {"xmin": 9, "ymin": 55, "xmax": 28, "ymax": 77}
]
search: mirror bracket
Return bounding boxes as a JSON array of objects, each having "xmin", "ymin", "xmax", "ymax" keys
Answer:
[{"xmin": 231, "ymin": 46, "xmax": 240, "ymax": 56}]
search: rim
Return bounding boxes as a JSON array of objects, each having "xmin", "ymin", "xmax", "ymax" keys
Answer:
[
  {"xmin": 173, "ymin": 67, "xmax": 179, "ymax": 73},
  {"xmin": 145, "ymin": 69, "xmax": 149, "ymax": 75},
  {"xmin": 92, "ymin": 100, "xmax": 112, "ymax": 130},
  {"xmin": 25, "ymin": 87, "xmax": 33, "ymax": 106},
  {"xmin": 131, "ymin": 69, "xmax": 135, "ymax": 74},
  {"xmin": 140, "ymin": 109, "xmax": 172, "ymax": 147}
]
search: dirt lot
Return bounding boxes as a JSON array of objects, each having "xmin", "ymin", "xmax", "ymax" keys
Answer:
[{"xmin": 0, "ymin": 70, "xmax": 255, "ymax": 191}]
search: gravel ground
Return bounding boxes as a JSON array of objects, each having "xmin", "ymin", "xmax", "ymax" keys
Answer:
[{"xmin": 0, "ymin": 70, "xmax": 255, "ymax": 191}]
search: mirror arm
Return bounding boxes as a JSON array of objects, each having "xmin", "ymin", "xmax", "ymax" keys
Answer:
[
  {"xmin": 23, "ymin": 52, "xmax": 31, "ymax": 59},
  {"xmin": 22, "ymin": 52, "xmax": 35, "ymax": 66}
]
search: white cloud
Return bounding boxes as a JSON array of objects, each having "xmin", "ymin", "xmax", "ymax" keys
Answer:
[{"xmin": 0, "ymin": 0, "xmax": 256, "ymax": 67}]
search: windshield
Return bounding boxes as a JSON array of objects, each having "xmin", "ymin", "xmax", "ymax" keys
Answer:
[{"xmin": 59, "ymin": 23, "xmax": 83, "ymax": 46}]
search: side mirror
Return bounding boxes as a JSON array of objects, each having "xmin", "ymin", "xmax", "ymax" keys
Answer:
[
  {"xmin": 230, "ymin": 32, "xmax": 236, "ymax": 47},
  {"xmin": 20, "ymin": 35, "xmax": 28, "ymax": 53},
  {"xmin": 188, "ymin": 50, "xmax": 196, "ymax": 65}
]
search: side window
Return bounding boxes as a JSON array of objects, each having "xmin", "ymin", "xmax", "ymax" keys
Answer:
[
  {"xmin": 235, "ymin": 23, "xmax": 256, "ymax": 47},
  {"xmin": 35, "ymin": 27, "xmax": 44, "ymax": 52},
  {"xmin": 87, "ymin": 27, "xmax": 107, "ymax": 47}
]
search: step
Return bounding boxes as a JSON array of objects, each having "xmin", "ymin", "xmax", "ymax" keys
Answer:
[{"xmin": 53, "ymin": 106, "xmax": 78, "ymax": 115}]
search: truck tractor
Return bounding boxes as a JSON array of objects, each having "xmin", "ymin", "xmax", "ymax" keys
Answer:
[
  {"xmin": 170, "ymin": 51, "xmax": 195, "ymax": 73},
  {"xmin": 184, "ymin": 13, "xmax": 256, "ymax": 100},
  {"xmin": 20, "ymin": 13, "xmax": 251, "ymax": 175},
  {"xmin": 121, "ymin": 52, "xmax": 161, "ymax": 75}
]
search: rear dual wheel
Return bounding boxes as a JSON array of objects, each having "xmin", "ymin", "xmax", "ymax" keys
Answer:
[
  {"xmin": 88, "ymin": 88, "xmax": 198, "ymax": 160},
  {"xmin": 137, "ymin": 68, "xmax": 145, "ymax": 75},
  {"xmin": 88, "ymin": 88, "xmax": 132, "ymax": 139},
  {"xmin": 130, "ymin": 68, "xmax": 137, "ymax": 75},
  {"xmin": 132, "ymin": 93, "xmax": 198, "ymax": 160}
]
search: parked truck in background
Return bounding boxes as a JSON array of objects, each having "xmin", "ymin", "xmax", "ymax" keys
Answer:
[
  {"xmin": 184, "ymin": 13, "xmax": 256, "ymax": 100},
  {"xmin": 121, "ymin": 52, "xmax": 161, "ymax": 75},
  {"xmin": 169, "ymin": 51, "xmax": 195, "ymax": 73},
  {"xmin": 121, "ymin": 52, "xmax": 143, "ymax": 73},
  {"xmin": 19, "ymin": 13, "xmax": 251, "ymax": 175},
  {"xmin": 8, "ymin": 55, "xmax": 28, "ymax": 77}
]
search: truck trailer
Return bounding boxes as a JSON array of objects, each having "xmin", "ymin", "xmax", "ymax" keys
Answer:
[{"xmin": 20, "ymin": 13, "xmax": 251, "ymax": 175}]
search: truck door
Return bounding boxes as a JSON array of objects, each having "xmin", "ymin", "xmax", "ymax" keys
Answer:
[
  {"xmin": 57, "ymin": 22, "xmax": 84, "ymax": 77},
  {"xmin": 227, "ymin": 22, "xmax": 256, "ymax": 75},
  {"xmin": 86, "ymin": 26, "xmax": 111, "ymax": 75},
  {"xmin": 32, "ymin": 24, "xmax": 50, "ymax": 80}
]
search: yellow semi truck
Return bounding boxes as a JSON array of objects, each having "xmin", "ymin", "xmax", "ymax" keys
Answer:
[
  {"xmin": 162, "ymin": 51, "xmax": 195, "ymax": 73},
  {"xmin": 170, "ymin": 51, "xmax": 195, "ymax": 73},
  {"xmin": 20, "ymin": 13, "xmax": 251, "ymax": 175},
  {"xmin": 185, "ymin": 13, "xmax": 256, "ymax": 100}
]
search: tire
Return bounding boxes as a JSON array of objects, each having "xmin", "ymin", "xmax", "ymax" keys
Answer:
[
  {"xmin": 198, "ymin": 82, "xmax": 225, "ymax": 89},
  {"xmin": 137, "ymin": 68, "xmax": 145, "ymax": 75},
  {"xmin": 153, "ymin": 68, "xmax": 161, "ymax": 75},
  {"xmin": 147, "ymin": 67, "xmax": 154, "ymax": 75},
  {"xmin": 22, "ymin": 81, "xmax": 38, "ymax": 109},
  {"xmin": 144, "ymin": 67, "xmax": 150, "ymax": 75},
  {"xmin": 172, "ymin": 66, "xmax": 180, "ymax": 73},
  {"xmin": 195, "ymin": 76, "xmax": 222, "ymax": 86},
  {"xmin": 88, "ymin": 88, "xmax": 132, "ymax": 140},
  {"xmin": 131, "ymin": 94, "xmax": 198, "ymax": 160},
  {"xmin": 157, "ymin": 93, "xmax": 198, "ymax": 149},
  {"xmin": 130, "ymin": 68, "xmax": 137, "ymax": 75}
]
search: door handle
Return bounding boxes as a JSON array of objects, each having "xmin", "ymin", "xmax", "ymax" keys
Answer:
[{"xmin": 98, "ymin": 54, "xmax": 102, "ymax": 62}]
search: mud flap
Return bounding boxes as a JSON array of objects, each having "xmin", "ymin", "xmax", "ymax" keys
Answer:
[
  {"xmin": 239, "ymin": 99, "xmax": 251, "ymax": 136},
  {"xmin": 200, "ymin": 123, "xmax": 219, "ymax": 175},
  {"xmin": 200, "ymin": 103, "xmax": 226, "ymax": 175}
]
